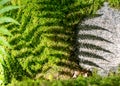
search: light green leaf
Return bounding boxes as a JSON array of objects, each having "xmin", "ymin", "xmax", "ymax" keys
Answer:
[
  {"xmin": 0, "ymin": 6, "xmax": 19, "ymax": 14},
  {"xmin": 0, "ymin": 0, "xmax": 10, "ymax": 6},
  {"xmin": 0, "ymin": 37, "xmax": 11, "ymax": 48},
  {"xmin": 0, "ymin": 27, "xmax": 12, "ymax": 36},
  {"xmin": 0, "ymin": 54, "xmax": 4, "ymax": 65},
  {"xmin": 0, "ymin": 46, "xmax": 6, "ymax": 55},
  {"xmin": 0, "ymin": 17, "xmax": 20, "ymax": 25}
]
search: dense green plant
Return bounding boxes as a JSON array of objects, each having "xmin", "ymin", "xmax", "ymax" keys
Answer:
[
  {"xmin": 6, "ymin": 0, "xmax": 104, "ymax": 79},
  {"xmin": 7, "ymin": 71, "xmax": 120, "ymax": 86},
  {"xmin": 107, "ymin": 0, "xmax": 120, "ymax": 9},
  {"xmin": 0, "ymin": 0, "xmax": 20, "ymax": 85},
  {"xmin": 3, "ymin": 0, "xmax": 117, "ymax": 84},
  {"xmin": 5, "ymin": 0, "xmax": 113, "ymax": 81},
  {"xmin": 1, "ymin": 0, "xmax": 119, "ymax": 85}
]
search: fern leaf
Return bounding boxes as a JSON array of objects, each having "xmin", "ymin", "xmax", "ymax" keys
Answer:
[
  {"xmin": 0, "ymin": 46, "xmax": 6, "ymax": 55},
  {"xmin": 0, "ymin": 27, "xmax": 12, "ymax": 36},
  {"xmin": 0, "ymin": 0, "xmax": 10, "ymax": 6},
  {"xmin": 0, "ymin": 54, "xmax": 5, "ymax": 65},
  {"xmin": 0, "ymin": 37, "xmax": 11, "ymax": 48},
  {"xmin": 0, "ymin": 17, "xmax": 20, "ymax": 25},
  {"xmin": 0, "ymin": 6, "xmax": 19, "ymax": 14}
]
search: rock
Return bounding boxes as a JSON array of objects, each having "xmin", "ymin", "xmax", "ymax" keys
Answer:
[{"xmin": 78, "ymin": 2, "xmax": 120, "ymax": 76}]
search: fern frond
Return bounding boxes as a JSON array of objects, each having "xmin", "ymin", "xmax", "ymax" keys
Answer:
[
  {"xmin": 0, "ymin": 27, "xmax": 12, "ymax": 36},
  {"xmin": 6, "ymin": 0, "xmax": 113, "ymax": 80},
  {"xmin": 0, "ymin": 46, "xmax": 6, "ymax": 55},
  {"xmin": 0, "ymin": 6, "xmax": 19, "ymax": 14},
  {"xmin": 0, "ymin": 37, "xmax": 11, "ymax": 48},
  {"xmin": 0, "ymin": 17, "xmax": 20, "ymax": 25},
  {"xmin": 0, "ymin": 0, "xmax": 10, "ymax": 6},
  {"xmin": 0, "ymin": 0, "xmax": 20, "ymax": 84}
]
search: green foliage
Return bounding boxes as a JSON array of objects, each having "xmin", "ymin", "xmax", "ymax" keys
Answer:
[
  {"xmin": 0, "ymin": 27, "xmax": 12, "ymax": 36},
  {"xmin": 8, "ymin": 0, "xmax": 99, "ymax": 79},
  {"xmin": 0, "ymin": 0, "xmax": 20, "ymax": 85},
  {"xmin": 6, "ymin": 0, "xmax": 114, "ymax": 80},
  {"xmin": 108, "ymin": 0, "xmax": 120, "ymax": 9},
  {"xmin": 7, "ymin": 72, "xmax": 120, "ymax": 86},
  {"xmin": 0, "ymin": 6, "xmax": 19, "ymax": 14},
  {"xmin": 3, "ymin": 0, "xmax": 120, "ymax": 85}
]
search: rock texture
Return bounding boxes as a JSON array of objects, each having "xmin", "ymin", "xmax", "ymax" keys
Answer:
[{"xmin": 78, "ymin": 2, "xmax": 120, "ymax": 76}]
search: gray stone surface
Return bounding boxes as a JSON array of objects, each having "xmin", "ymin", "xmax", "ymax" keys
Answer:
[{"xmin": 78, "ymin": 2, "xmax": 120, "ymax": 76}]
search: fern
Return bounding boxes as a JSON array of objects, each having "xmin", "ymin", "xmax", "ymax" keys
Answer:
[
  {"xmin": 6, "ymin": 0, "xmax": 91, "ymax": 79},
  {"xmin": 6, "ymin": 0, "xmax": 112, "ymax": 80},
  {"xmin": 0, "ymin": 0, "xmax": 19, "ymax": 85}
]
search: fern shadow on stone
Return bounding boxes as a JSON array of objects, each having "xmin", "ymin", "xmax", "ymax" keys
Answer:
[
  {"xmin": 36, "ymin": 0, "xmax": 110, "ymax": 79},
  {"xmin": 74, "ymin": 23, "xmax": 113, "ymax": 71}
]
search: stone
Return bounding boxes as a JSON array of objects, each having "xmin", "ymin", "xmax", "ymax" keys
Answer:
[{"xmin": 78, "ymin": 2, "xmax": 120, "ymax": 76}]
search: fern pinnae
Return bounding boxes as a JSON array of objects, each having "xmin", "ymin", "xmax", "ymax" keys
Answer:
[
  {"xmin": 0, "ymin": 27, "xmax": 12, "ymax": 36},
  {"xmin": 0, "ymin": 6, "xmax": 19, "ymax": 14},
  {"xmin": 0, "ymin": 17, "xmax": 20, "ymax": 25},
  {"xmin": 0, "ymin": 0, "xmax": 20, "ymax": 84},
  {"xmin": 0, "ymin": 0, "xmax": 10, "ymax": 6},
  {"xmin": 0, "ymin": 37, "xmax": 11, "ymax": 48}
]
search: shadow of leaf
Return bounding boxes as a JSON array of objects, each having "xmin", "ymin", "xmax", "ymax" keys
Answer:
[{"xmin": 78, "ymin": 34, "xmax": 113, "ymax": 43}]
